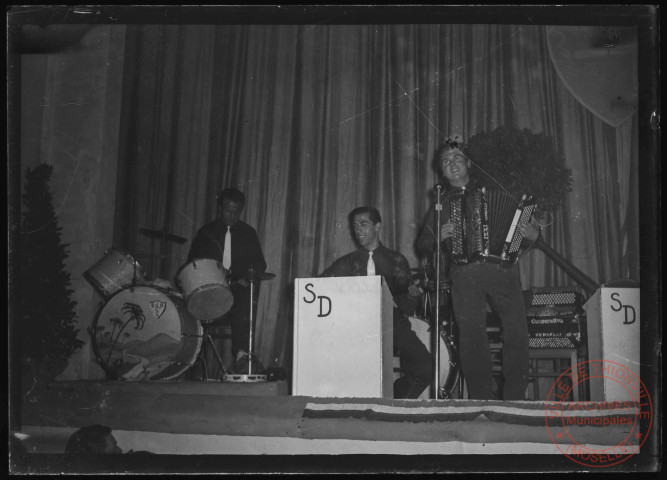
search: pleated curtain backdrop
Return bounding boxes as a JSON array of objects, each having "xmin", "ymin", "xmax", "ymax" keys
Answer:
[{"xmin": 113, "ymin": 24, "xmax": 639, "ymax": 368}]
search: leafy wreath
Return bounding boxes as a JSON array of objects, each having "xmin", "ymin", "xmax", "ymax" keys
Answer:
[{"xmin": 454, "ymin": 126, "xmax": 573, "ymax": 216}]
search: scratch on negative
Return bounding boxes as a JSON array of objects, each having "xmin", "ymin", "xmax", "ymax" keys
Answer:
[
  {"xmin": 608, "ymin": 352, "xmax": 645, "ymax": 367},
  {"xmin": 339, "ymin": 27, "xmax": 523, "ymax": 127},
  {"xmin": 39, "ymin": 103, "xmax": 85, "ymax": 107}
]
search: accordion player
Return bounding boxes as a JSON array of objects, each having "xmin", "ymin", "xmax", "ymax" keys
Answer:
[{"xmin": 449, "ymin": 186, "xmax": 537, "ymax": 266}]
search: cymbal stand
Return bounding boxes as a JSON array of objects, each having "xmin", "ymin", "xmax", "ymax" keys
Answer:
[
  {"xmin": 145, "ymin": 232, "xmax": 167, "ymax": 279},
  {"xmin": 131, "ymin": 253, "xmax": 139, "ymax": 290},
  {"xmin": 141, "ymin": 229, "xmax": 164, "ymax": 279},
  {"xmin": 222, "ymin": 270, "xmax": 267, "ymax": 382},
  {"xmin": 158, "ymin": 231, "xmax": 167, "ymax": 278},
  {"xmin": 223, "ymin": 266, "xmax": 275, "ymax": 382}
]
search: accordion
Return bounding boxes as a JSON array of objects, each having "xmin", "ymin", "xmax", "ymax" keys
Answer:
[
  {"xmin": 449, "ymin": 186, "xmax": 537, "ymax": 266},
  {"xmin": 527, "ymin": 287, "xmax": 585, "ymax": 349}
]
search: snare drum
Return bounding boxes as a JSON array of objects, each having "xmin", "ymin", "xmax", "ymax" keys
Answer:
[
  {"xmin": 90, "ymin": 285, "xmax": 202, "ymax": 380},
  {"xmin": 176, "ymin": 258, "xmax": 234, "ymax": 323},
  {"xmin": 84, "ymin": 247, "xmax": 146, "ymax": 298},
  {"xmin": 409, "ymin": 316, "xmax": 460, "ymax": 399}
]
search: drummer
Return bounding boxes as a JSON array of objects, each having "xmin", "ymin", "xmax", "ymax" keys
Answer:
[{"xmin": 187, "ymin": 188, "xmax": 267, "ymax": 374}]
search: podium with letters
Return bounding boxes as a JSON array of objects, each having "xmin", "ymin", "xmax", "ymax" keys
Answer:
[
  {"xmin": 584, "ymin": 287, "xmax": 640, "ymax": 401},
  {"xmin": 292, "ymin": 276, "xmax": 394, "ymax": 398}
]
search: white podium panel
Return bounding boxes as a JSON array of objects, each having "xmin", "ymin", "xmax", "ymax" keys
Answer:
[
  {"xmin": 293, "ymin": 276, "xmax": 394, "ymax": 398},
  {"xmin": 584, "ymin": 287, "xmax": 640, "ymax": 400}
]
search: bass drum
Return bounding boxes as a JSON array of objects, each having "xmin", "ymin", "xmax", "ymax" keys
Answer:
[
  {"xmin": 91, "ymin": 286, "xmax": 202, "ymax": 380},
  {"xmin": 409, "ymin": 316, "xmax": 461, "ymax": 399}
]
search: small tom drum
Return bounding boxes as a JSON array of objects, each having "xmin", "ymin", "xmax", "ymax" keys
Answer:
[
  {"xmin": 84, "ymin": 247, "xmax": 146, "ymax": 298},
  {"xmin": 91, "ymin": 286, "xmax": 202, "ymax": 380},
  {"xmin": 409, "ymin": 316, "xmax": 460, "ymax": 399},
  {"xmin": 176, "ymin": 258, "xmax": 234, "ymax": 323}
]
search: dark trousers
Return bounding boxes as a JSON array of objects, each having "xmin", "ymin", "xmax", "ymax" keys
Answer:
[
  {"xmin": 227, "ymin": 282, "xmax": 261, "ymax": 355},
  {"xmin": 208, "ymin": 282, "xmax": 259, "ymax": 355},
  {"xmin": 450, "ymin": 263, "xmax": 529, "ymax": 400},
  {"xmin": 393, "ymin": 309, "xmax": 433, "ymax": 399}
]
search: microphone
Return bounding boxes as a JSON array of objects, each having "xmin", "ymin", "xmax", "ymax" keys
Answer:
[{"xmin": 434, "ymin": 184, "xmax": 443, "ymax": 210}]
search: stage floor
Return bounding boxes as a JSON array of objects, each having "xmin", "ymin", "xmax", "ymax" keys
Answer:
[{"xmin": 17, "ymin": 379, "xmax": 640, "ymax": 460}]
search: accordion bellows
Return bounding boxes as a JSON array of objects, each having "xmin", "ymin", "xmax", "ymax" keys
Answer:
[{"xmin": 449, "ymin": 187, "xmax": 536, "ymax": 266}]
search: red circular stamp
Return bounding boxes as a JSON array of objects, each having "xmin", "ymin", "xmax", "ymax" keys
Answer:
[{"xmin": 544, "ymin": 359, "xmax": 652, "ymax": 468}]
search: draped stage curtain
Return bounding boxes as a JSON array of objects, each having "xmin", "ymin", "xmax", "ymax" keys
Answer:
[{"xmin": 113, "ymin": 24, "xmax": 639, "ymax": 367}]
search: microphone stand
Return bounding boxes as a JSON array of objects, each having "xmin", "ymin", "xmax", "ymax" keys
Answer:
[
  {"xmin": 248, "ymin": 271, "xmax": 255, "ymax": 376},
  {"xmin": 131, "ymin": 251, "xmax": 138, "ymax": 292},
  {"xmin": 434, "ymin": 185, "xmax": 442, "ymax": 399}
]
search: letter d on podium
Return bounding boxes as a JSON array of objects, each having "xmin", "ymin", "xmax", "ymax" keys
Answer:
[
  {"xmin": 292, "ymin": 276, "xmax": 394, "ymax": 397},
  {"xmin": 318, "ymin": 296, "xmax": 332, "ymax": 317}
]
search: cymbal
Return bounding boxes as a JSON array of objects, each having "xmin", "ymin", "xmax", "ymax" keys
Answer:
[
  {"xmin": 139, "ymin": 228, "xmax": 187, "ymax": 244},
  {"xmin": 247, "ymin": 272, "xmax": 276, "ymax": 282}
]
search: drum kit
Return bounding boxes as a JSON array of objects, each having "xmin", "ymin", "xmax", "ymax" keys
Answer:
[
  {"xmin": 410, "ymin": 266, "xmax": 462, "ymax": 399},
  {"xmin": 84, "ymin": 228, "xmax": 275, "ymax": 383},
  {"xmin": 84, "ymin": 228, "xmax": 458, "ymax": 397}
]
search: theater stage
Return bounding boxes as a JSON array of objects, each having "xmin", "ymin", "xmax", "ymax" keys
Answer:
[{"xmin": 18, "ymin": 379, "xmax": 640, "ymax": 466}]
